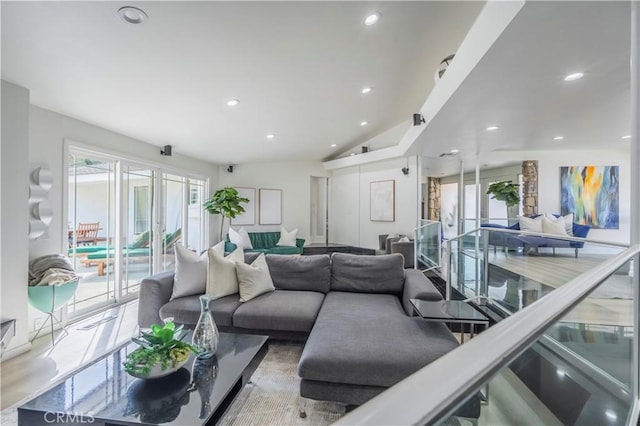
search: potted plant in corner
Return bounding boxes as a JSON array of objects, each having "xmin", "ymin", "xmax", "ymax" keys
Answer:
[
  {"xmin": 203, "ymin": 187, "xmax": 249, "ymax": 240},
  {"xmin": 486, "ymin": 180, "xmax": 520, "ymax": 223}
]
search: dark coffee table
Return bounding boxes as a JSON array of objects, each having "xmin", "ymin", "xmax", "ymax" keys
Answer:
[{"xmin": 18, "ymin": 332, "xmax": 268, "ymax": 426}]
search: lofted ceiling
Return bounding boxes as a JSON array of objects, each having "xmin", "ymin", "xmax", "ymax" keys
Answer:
[
  {"xmin": 1, "ymin": 1, "xmax": 484, "ymax": 165},
  {"xmin": 417, "ymin": 1, "xmax": 631, "ymax": 177}
]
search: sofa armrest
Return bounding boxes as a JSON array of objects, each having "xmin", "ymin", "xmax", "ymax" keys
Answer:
[
  {"xmin": 402, "ymin": 269, "xmax": 443, "ymax": 316},
  {"xmin": 295, "ymin": 238, "xmax": 305, "ymax": 249},
  {"xmin": 225, "ymin": 241, "xmax": 238, "ymax": 252},
  {"xmin": 138, "ymin": 271, "xmax": 175, "ymax": 328}
]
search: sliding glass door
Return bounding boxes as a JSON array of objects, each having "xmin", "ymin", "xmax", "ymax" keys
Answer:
[{"xmin": 65, "ymin": 146, "xmax": 208, "ymax": 318}]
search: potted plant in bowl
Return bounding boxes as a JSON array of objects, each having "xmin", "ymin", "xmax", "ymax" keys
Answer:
[{"xmin": 124, "ymin": 321, "xmax": 197, "ymax": 379}]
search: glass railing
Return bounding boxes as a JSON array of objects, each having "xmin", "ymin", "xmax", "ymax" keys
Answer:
[
  {"xmin": 415, "ymin": 220, "xmax": 442, "ymax": 270},
  {"xmin": 444, "ymin": 227, "xmax": 628, "ymax": 305},
  {"xmin": 335, "ymin": 241, "xmax": 640, "ymax": 426}
]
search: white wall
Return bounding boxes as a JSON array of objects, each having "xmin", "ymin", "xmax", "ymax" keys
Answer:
[
  {"xmin": 29, "ymin": 105, "xmax": 219, "ymax": 260},
  {"xmin": 217, "ymin": 161, "xmax": 329, "ymax": 243},
  {"xmin": 490, "ymin": 149, "xmax": 631, "ymax": 245},
  {"xmin": 330, "ymin": 156, "xmax": 420, "ymax": 249},
  {"xmin": 1, "ymin": 81, "xmax": 31, "ymax": 357}
]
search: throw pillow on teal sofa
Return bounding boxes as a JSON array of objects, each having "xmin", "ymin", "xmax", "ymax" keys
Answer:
[{"xmin": 225, "ymin": 231, "xmax": 305, "ymax": 255}]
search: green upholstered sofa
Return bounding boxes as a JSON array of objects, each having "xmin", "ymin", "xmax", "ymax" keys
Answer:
[{"xmin": 225, "ymin": 231, "xmax": 305, "ymax": 255}]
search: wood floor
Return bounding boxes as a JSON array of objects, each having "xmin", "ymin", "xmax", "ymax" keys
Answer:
[
  {"xmin": 487, "ymin": 251, "xmax": 634, "ymax": 327},
  {"xmin": 0, "ymin": 301, "xmax": 139, "ymax": 411}
]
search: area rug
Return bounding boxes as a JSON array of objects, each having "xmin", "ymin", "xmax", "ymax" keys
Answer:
[{"xmin": 0, "ymin": 341, "xmax": 345, "ymax": 426}]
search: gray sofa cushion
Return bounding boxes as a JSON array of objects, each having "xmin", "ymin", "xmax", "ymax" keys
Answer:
[
  {"xmin": 330, "ymin": 253, "xmax": 405, "ymax": 294},
  {"xmin": 233, "ymin": 290, "xmax": 325, "ymax": 332},
  {"xmin": 159, "ymin": 293, "xmax": 241, "ymax": 327},
  {"xmin": 266, "ymin": 254, "xmax": 330, "ymax": 293},
  {"xmin": 298, "ymin": 291, "xmax": 458, "ymax": 387}
]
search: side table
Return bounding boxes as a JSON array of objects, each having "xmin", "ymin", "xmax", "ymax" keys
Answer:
[{"xmin": 410, "ymin": 299, "xmax": 490, "ymax": 342}]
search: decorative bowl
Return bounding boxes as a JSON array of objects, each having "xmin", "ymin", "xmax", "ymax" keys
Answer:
[{"xmin": 127, "ymin": 357, "xmax": 189, "ymax": 380}]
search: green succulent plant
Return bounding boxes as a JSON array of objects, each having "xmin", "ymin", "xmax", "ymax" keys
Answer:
[
  {"xmin": 203, "ymin": 187, "xmax": 249, "ymax": 240},
  {"xmin": 124, "ymin": 322, "xmax": 197, "ymax": 377}
]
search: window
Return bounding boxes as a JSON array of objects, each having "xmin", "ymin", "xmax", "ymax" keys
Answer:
[{"xmin": 190, "ymin": 186, "xmax": 200, "ymax": 205}]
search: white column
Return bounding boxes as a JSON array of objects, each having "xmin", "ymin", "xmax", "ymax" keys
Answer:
[{"xmin": 632, "ymin": 1, "xmax": 640, "ymax": 245}]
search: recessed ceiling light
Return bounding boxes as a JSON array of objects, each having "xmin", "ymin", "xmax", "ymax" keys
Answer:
[
  {"xmin": 118, "ymin": 6, "xmax": 148, "ymax": 24},
  {"xmin": 360, "ymin": 121, "xmax": 368, "ymax": 126},
  {"xmin": 361, "ymin": 87, "xmax": 372, "ymax": 94},
  {"xmin": 564, "ymin": 72, "xmax": 584, "ymax": 81},
  {"xmin": 331, "ymin": 144, "xmax": 337, "ymax": 147},
  {"xmin": 450, "ymin": 149, "xmax": 459, "ymax": 153},
  {"xmin": 266, "ymin": 134, "xmax": 275, "ymax": 139},
  {"xmin": 486, "ymin": 126, "xmax": 499, "ymax": 131},
  {"xmin": 553, "ymin": 136, "xmax": 564, "ymax": 140},
  {"xmin": 350, "ymin": 152, "xmax": 356, "ymax": 156},
  {"xmin": 622, "ymin": 135, "xmax": 632, "ymax": 139},
  {"xmin": 226, "ymin": 99, "xmax": 240, "ymax": 107},
  {"xmin": 364, "ymin": 12, "xmax": 381, "ymax": 26}
]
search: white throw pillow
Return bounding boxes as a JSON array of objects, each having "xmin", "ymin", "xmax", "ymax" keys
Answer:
[
  {"xmin": 542, "ymin": 216, "xmax": 568, "ymax": 236},
  {"xmin": 229, "ymin": 227, "xmax": 253, "ymax": 249},
  {"xmin": 518, "ymin": 216, "xmax": 543, "ymax": 233},
  {"xmin": 398, "ymin": 236, "xmax": 411, "ymax": 243},
  {"xmin": 236, "ymin": 253, "xmax": 275, "ymax": 302},
  {"xmin": 206, "ymin": 246, "xmax": 244, "ymax": 299},
  {"xmin": 276, "ymin": 226, "xmax": 298, "ymax": 247},
  {"xmin": 172, "ymin": 244, "xmax": 208, "ymax": 300},
  {"xmin": 545, "ymin": 213, "xmax": 573, "ymax": 236}
]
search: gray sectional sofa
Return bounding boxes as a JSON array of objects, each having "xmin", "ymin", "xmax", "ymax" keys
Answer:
[{"xmin": 138, "ymin": 252, "xmax": 477, "ymax": 416}]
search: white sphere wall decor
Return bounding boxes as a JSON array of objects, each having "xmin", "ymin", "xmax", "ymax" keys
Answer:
[{"xmin": 28, "ymin": 164, "xmax": 53, "ymax": 240}]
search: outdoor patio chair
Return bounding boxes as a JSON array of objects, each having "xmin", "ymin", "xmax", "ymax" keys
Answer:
[{"xmin": 70, "ymin": 222, "xmax": 100, "ymax": 246}]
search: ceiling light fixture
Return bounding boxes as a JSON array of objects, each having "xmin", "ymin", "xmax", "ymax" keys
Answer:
[
  {"xmin": 486, "ymin": 126, "xmax": 499, "ymax": 131},
  {"xmin": 266, "ymin": 134, "xmax": 275, "ymax": 140},
  {"xmin": 360, "ymin": 121, "xmax": 368, "ymax": 126},
  {"xmin": 450, "ymin": 149, "xmax": 459, "ymax": 153},
  {"xmin": 361, "ymin": 87, "xmax": 372, "ymax": 94},
  {"xmin": 331, "ymin": 144, "xmax": 337, "ymax": 147},
  {"xmin": 350, "ymin": 153, "xmax": 356, "ymax": 156},
  {"xmin": 118, "ymin": 6, "xmax": 148, "ymax": 24},
  {"xmin": 226, "ymin": 99, "xmax": 240, "ymax": 107},
  {"xmin": 364, "ymin": 12, "xmax": 381, "ymax": 26},
  {"xmin": 622, "ymin": 135, "xmax": 632, "ymax": 139},
  {"xmin": 553, "ymin": 136, "xmax": 564, "ymax": 140},
  {"xmin": 564, "ymin": 72, "xmax": 584, "ymax": 81}
]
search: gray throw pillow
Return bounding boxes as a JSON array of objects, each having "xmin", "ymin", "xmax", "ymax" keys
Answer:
[{"xmin": 172, "ymin": 244, "xmax": 207, "ymax": 299}]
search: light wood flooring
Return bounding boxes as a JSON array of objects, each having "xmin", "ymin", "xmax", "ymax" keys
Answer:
[{"xmin": 487, "ymin": 251, "xmax": 634, "ymax": 327}]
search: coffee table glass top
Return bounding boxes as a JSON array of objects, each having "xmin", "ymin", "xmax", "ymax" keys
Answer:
[
  {"xmin": 18, "ymin": 332, "xmax": 268, "ymax": 426},
  {"xmin": 410, "ymin": 299, "xmax": 489, "ymax": 323}
]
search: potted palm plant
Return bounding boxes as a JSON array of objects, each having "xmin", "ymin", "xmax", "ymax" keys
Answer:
[{"xmin": 203, "ymin": 187, "xmax": 249, "ymax": 240}]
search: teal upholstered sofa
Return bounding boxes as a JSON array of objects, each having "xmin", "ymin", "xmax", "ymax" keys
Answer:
[{"xmin": 225, "ymin": 231, "xmax": 305, "ymax": 255}]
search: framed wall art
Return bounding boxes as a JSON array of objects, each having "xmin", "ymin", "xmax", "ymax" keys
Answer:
[
  {"xmin": 259, "ymin": 188, "xmax": 282, "ymax": 225},
  {"xmin": 370, "ymin": 180, "xmax": 395, "ymax": 222},
  {"xmin": 560, "ymin": 165, "xmax": 619, "ymax": 229},
  {"xmin": 231, "ymin": 187, "xmax": 256, "ymax": 225}
]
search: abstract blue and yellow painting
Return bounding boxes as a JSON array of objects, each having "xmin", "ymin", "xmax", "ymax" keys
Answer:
[{"xmin": 560, "ymin": 166, "xmax": 619, "ymax": 229}]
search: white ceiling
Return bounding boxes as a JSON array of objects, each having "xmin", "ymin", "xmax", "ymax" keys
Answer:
[
  {"xmin": 417, "ymin": 1, "xmax": 631, "ymax": 176},
  {"xmin": 1, "ymin": 1, "xmax": 483, "ymax": 165}
]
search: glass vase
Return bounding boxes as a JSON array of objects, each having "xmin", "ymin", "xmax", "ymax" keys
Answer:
[{"xmin": 192, "ymin": 295, "xmax": 219, "ymax": 359}]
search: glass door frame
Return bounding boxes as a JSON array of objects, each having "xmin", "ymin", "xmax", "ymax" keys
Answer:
[{"xmin": 63, "ymin": 140, "xmax": 210, "ymax": 320}]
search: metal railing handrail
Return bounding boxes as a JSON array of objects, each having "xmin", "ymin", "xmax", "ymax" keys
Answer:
[
  {"xmin": 335, "ymin": 244, "xmax": 640, "ymax": 426},
  {"xmin": 445, "ymin": 226, "xmax": 631, "ymax": 249}
]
